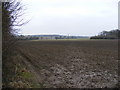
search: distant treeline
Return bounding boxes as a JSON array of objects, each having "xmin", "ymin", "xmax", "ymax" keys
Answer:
[
  {"xmin": 17, "ymin": 35, "xmax": 88, "ymax": 40},
  {"xmin": 90, "ymin": 29, "xmax": 120, "ymax": 39},
  {"xmin": 17, "ymin": 35, "xmax": 39, "ymax": 40}
]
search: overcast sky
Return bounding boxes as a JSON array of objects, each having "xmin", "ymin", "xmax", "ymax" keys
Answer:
[{"xmin": 20, "ymin": 0, "xmax": 119, "ymax": 36}]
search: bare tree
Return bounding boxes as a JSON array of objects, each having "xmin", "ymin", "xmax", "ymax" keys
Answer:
[{"xmin": 2, "ymin": 0, "xmax": 28, "ymax": 53}]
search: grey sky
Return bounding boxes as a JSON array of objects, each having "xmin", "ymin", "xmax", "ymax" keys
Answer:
[{"xmin": 20, "ymin": 0, "xmax": 119, "ymax": 36}]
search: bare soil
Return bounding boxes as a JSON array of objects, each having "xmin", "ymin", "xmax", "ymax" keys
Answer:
[{"xmin": 18, "ymin": 40, "xmax": 118, "ymax": 88}]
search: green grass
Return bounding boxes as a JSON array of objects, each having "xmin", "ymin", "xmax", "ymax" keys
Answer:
[
  {"xmin": 11, "ymin": 63, "xmax": 38, "ymax": 88},
  {"xmin": 20, "ymin": 71, "xmax": 33, "ymax": 79},
  {"xmin": 15, "ymin": 64, "xmax": 34, "ymax": 79},
  {"xmin": 31, "ymin": 83, "xmax": 45, "ymax": 88}
]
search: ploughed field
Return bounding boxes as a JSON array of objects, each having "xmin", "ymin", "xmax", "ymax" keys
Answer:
[{"xmin": 18, "ymin": 40, "xmax": 118, "ymax": 88}]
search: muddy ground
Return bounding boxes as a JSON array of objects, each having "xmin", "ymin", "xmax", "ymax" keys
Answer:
[{"xmin": 18, "ymin": 40, "xmax": 118, "ymax": 88}]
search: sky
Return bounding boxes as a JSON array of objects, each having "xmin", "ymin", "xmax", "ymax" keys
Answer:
[{"xmin": 20, "ymin": 0, "xmax": 119, "ymax": 36}]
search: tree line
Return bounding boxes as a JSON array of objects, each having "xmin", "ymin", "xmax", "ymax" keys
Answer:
[{"xmin": 90, "ymin": 29, "xmax": 120, "ymax": 39}]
